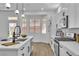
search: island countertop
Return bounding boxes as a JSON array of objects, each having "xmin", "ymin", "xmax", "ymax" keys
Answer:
[{"xmin": 0, "ymin": 36, "xmax": 33, "ymax": 50}]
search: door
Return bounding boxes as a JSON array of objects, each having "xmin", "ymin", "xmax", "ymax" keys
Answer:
[{"xmin": 21, "ymin": 14, "xmax": 51, "ymax": 43}]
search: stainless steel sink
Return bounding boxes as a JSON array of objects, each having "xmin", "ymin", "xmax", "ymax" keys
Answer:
[{"xmin": 16, "ymin": 39, "xmax": 26, "ymax": 41}]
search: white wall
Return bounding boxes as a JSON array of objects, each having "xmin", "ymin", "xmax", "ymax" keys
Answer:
[
  {"xmin": 0, "ymin": 12, "xmax": 9, "ymax": 38},
  {"xmin": 0, "ymin": 11, "xmax": 20, "ymax": 39}
]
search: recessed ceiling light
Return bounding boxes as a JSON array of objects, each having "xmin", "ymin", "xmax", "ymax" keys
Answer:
[
  {"xmin": 41, "ymin": 8, "xmax": 44, "ymax": 11},
  {"xmin": 23, "ymin": 8, "xmax": 26, "ymax": 10}
]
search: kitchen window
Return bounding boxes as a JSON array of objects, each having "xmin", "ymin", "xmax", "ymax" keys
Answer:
[
  {"xmin": 8, "ymin": 17, "xmax": 18, "ymax": 37},
  {"xmin": 21, "ymin": 17, "xmax": 28, "ymax": 35},
  {"xmin": 42, "ymin": 19, "xmax": 47, "ymax": 34},
  {"xmin": 28, "ymin": 16, "xmax": 47, "ymax": 34},
  {"xmin": 30, "ymin": 19, "xmax": 41, "ymax": 33},
  {"xmin": 8, "ymin": 16, "xmax": 47, "ymax": 37},
  {"xmin": 9, "ymin": 23, "xmax": 16, "ymax": 37}
]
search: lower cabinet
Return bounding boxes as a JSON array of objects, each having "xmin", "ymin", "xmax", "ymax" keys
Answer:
[
  {"xmin": 0, "ymin": 41, "xmax": 32, "ymax": 56},
  {"xmin": 18, "ymin": 44, "xmax": 28, "ymax": 56},
  {"xmin": 18, "ymin": 40, "xmax": 32, "ymax": 56},
  {"xmin": 59, "ymin": 45, "xmax": 74, "ymax": 56},
  {"xmin": 0, "ymin": 36, "xmax": 33, "ymax": 56}
]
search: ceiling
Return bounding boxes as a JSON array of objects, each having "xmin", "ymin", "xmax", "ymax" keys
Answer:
[{"xmin": 0, "ymin": 3, "xmax": 60, "ymax": 12}]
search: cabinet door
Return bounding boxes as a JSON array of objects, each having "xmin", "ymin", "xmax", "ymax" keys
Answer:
[
  {"xmin": 61, "ymin": 3, "xmax": 77, "ymax": 28},
  {"xmin": 0, "ymin": 50, "xmax": 17, "ymax": 56},
  {"xmin": 60, "ymin": 46, "xmax": 68, "ymax": 56},
  {"xmin": 26, "ymin": 40, "xmax": 32, "ymax": 56},
  {"xmin": 60, "ymin": 45, "xmax": 74, "ymax": 56},
  {"xmin": 18, "ymin": 43, "xmax": 28, "ymax": 56},
  {"xmin": 68, "ymin": 4, "xmax": 77, "ymax": 28},
  {"xmin": 75, "ymin": 4, "xmax": 79, "ymax": 28},
  {"xmin": 23, "ymin": 44, "xmax": 28, "ymax": 56}
]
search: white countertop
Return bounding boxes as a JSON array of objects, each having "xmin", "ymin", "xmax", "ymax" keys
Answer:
[
  {"xmin": 0, "ymin": 36, "xmax": 33, "ymax": 50},
  {"xmin": 59, "ymin": 41, "xmax": 79, "ymax": 56}
]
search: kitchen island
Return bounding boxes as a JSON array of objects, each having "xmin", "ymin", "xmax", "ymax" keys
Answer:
[{"xmin": 0, "ymin": 36, "xmax": 33, "ymax": 56}]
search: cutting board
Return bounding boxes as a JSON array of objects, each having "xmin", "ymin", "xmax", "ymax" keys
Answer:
[{"xmin": 1, "ymin": 42, "xmax": 17, "ymax": 46}]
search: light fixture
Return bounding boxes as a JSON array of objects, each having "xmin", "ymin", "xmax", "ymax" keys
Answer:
[
  {"xmin": 15, "ymin": 3, "xmax": 19, "ymax": 14},
  {"xmin": 21, "ymin": 14, "xmax": 25, "ymax": 17},
  {"xmin": 57, "ymin": 7, "xmax": 62, "ymax": 13},
  {"xmin": 57, "ymin": 7, "xmax": 68, "ymax": 13},
  {"xmin": 41, "ymin": 8, "xmax": 44, "ymax": 11},
  {"xmin": 5, "ymin": 3, "xmax": 11, "ymax": 9},
  {"xmin": 15, "ymin": 10, "xmax": 19, "ymax": 14},
  {"xmin": 21, "ymin": 4, "xmax": 25, "ymax": 17}
]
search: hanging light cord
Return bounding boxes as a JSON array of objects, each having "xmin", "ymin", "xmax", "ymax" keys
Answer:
[
  {"xmin": 22, "ymin": 3, "xmax": 24, "ymax": 14},
  {"xmin": 16, "ymin": 3, "xmax": 18, "ymax": 10}
]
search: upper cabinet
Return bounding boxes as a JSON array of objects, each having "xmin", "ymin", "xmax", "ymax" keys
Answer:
[
  {"xmin": 75, "ymin": 4, "xmax": 79, "ymax": 28},
  {"xmin": 68, "ymin": 4, "xmax": 77, "ymax": 28},
  {"xmin": 57, "ymin": 3, "xmax": 79, "ymax": 28},
  {"xmin": 56, "ymin": 4, "xmax": 69, "ymax": 29}
]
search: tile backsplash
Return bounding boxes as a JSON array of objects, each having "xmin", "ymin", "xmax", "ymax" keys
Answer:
[{"xmin": 62, "ymin": 28, "xmax": 79, "ymax": 34}]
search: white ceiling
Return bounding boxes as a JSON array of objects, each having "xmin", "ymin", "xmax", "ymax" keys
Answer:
[{"xmin": 0, "ymin": 3, "xmax": 60, "ymax": 12}]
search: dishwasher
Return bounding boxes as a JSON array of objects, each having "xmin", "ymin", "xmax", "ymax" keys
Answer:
[{"xmin": 54, "ymin": 39, "xmax": 60, "ymax": 56}]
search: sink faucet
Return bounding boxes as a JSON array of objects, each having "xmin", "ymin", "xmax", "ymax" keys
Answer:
[
  {"xmin": 12, "ymin": 26, "xmax": 21, "ymax": 43},
  {"xmin": 12, "ymin": 32, "xmax": 15, "ymax": 43}
]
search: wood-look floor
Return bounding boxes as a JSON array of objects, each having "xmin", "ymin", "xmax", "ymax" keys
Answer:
[{"xmin": 31, "ymin": 42, "xmax": 53, "ymax": 56}]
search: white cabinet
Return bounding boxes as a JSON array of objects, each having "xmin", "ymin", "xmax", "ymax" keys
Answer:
[
  {"xmin": 68, "ymin": 4, "xmax": 77, "ymax": 28},
  {"xmin": 75, "ymin": 4, "xmax": 79, "ymax": 28},
  {"xmin": 0, "ymin": 41, "xmax": 31, "ymax": 56},
  {"xmin": 58, "ymin": 3, "xmax": 79, "ymax": 28},
  {"xmin": 0, "ymin": 50, "xmax": 17, "ymax": 56},
  {"xmin": 60, "ymin": 45, "xmax": 75, "ymax": 56},
  {"xmin": 57, "ymin": 8, "xmax": 68, "ymax": 28},
  {"xmin": 60, "ymin": 45, "xmax": 68, "ymax": 56},
  {"xmin": 0, "ymin": 36, "xmax": 33, "ymax": 56},
  {"xmin": 18, "ymin": 40, "xmax": 31, "ymax": 56},
  {"xmin": 62, "ymin": 3, "xmax": 79, "ymax": 28}
]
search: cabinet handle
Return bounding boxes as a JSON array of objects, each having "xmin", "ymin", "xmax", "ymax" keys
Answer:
[
  {"xmin": 21, "ymin": 47, "xmax": 24, "ymax": 50},
  {"xmin": 66, "ymin": 51, "xmax": 72, "ymax": 56},
  {"xmin": 22, "ymin": 53, "xmax": 24, "ymax": 56},
  {"xmin": 51, "ymin": 41, "xmax": 52, "ymax": 44},
  {"xmin": 28, "ymin": 46, "xmax": 29, "ymax": 53},
  {"xmin": 59, "ymin": 46, "xmax": 62, "ymax": 48}
]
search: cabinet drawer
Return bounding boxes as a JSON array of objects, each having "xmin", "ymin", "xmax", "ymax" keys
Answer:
[
  {"xmin": 60, "ymin": 45, "xmax": 75, "ymax": 56},
  {"xmin": 18, "ymin": 44, "xmax": 27, "ymax": 56},
  {"xmin": 0, "ymin": 50, "xmax": 17, "ymax": 56},
  {"xmin": 18, "ymin": 48, "xmax": 27, "ymax": 56},
  {"xmin": 66, "ymin": 49, "xmax": 76, "ymax": 56}
]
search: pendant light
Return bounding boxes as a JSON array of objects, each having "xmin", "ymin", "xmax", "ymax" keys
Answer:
[
  {"xmin": 57, "ymin": 7, "xmax": 62, "ymax": 13},
  {"xmin": 5, "ymin": 3, "xmax": 11, "ymax": 9},
  {"xmin": 15, "ymin": 3, "xmax": 19, "ymax": 14},
  {"xmin": 21, "ymin": 3, "xmax": 25, "ymax": 17}
]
